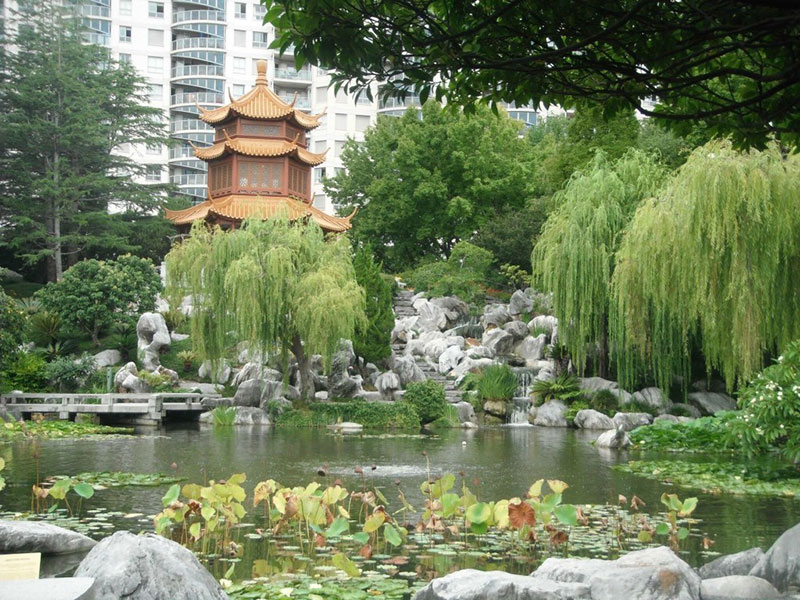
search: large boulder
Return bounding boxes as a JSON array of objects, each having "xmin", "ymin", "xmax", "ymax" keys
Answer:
[
  {"xmin": 749, "ymin": 521, "xmax": 800, "ymax": 592},
  {"xmin": 574, "ymin": 409, "xmax": 615, "ymax": 430},
  {"xmin": 670, "ymin": 402, "xmax": 702, "ymax": 419},
  {"xmin": 687, "ymin": 392, "xmax": 737, "ymax": 416},
  {"xmin": 517, "ymin": 334, "xmax": 547, "ymax": 365},
  {"xmin": 700, "ymin": 575, "xmax": 780, "ymax": 599},
  {"xmin": 453, "ymin": 401, "xmax": 477, "ymax": 424},
  {"xmin": 699, "ymin": 548, "xmax": 765, "ymax": 580},
  {"xmin": 532, "ymin": 546, "xmax": 701, "ymax": 600},
  {"xmin": 579, "ymin": 377, "xmax": 633, "ymax": 406},
  {"xmin": 466, "ymin": 345, "xmax": 494, "ymax": 360},
  {"xmin": 502, "ymin": 319, "xmax": 529, "ymax": 341},
  {"xmin": 613, "ymin": 412, "xmax": 653, "ymax": 431},
  {"xmin": 509, "ymin": 289, "xmax": 534, "ymax": 315},
  {"xmin": 630, "ymin": 387, "xmax": 672, "ymax": 414},
  {"xmin": 423, "ymin": 334, "xmax": 465, "ymax": 362},
  {"xmin": 375, "ymin": 371, "xmax": 402, "ymax": 400},
  {"xmin": 231, "ymin": 362, "xmax": 262, "ymax": 388},
  {"xmin": 429, "ymin": 296, "xmax": 470, "ymax": 326},
  {"xmin": 595, "ymin": 428, "xmax": 631, "ymax": 449},
  {"xmin": 328, "ymin": 340, "xmax": 362, "ymax": 399},
  {"xmin": 0, "ymin": 520, "xmax": 96, "ymax": 554},
  {"xmin": 532, "ymin": 399, "xmax": 568, "ymax": 427},
  {"xmin": 390, "ymin": 355, "xmax": 426, "ymax": 387},
  {"xmin": 451, "ymin": 357, "xmax": 495, "ymax": 386},
  {"xmin": 114, "ymin": 362, "xmax": 149, "ymax": 393},
  {"xmin": 231, "ymin": 378, "xmax": 266, "ymax": 407},
  {"xmin": 391, "ymin": 316, "xmax": 419, "ymax": 344},
  {"xmin": 74, "ymin": 531, "xmax": 228, "ymax": 600},
  {"xmin": 438, "ymin": 345, "xmax": 466, "ymax": 375},
  {"xmin": 483, "ymin": 399, "xmax": 508, "ymax": 419},
  {"xmin": 482, "ymin": 328, "xmax": 515, "ymax": 356},
  {"xmin": 92, "ymin": 349, "xmax": 121, "ymax": 368},
  {"xmin": 481, "ymin": 305, "xmax": 511, "ymax": 329},
  {"xmin": 413, "ymin": 569, "xmax": 590, "ymax": 600},
  {"xmin": 528, "ymin": 315, "xmax": 558, "ymax": 337},
  {"xmin": 136, "ymin": 312, "xmax": 171, "ymax": 372},
  {"xmin": 414, "ymin": 299, "xmax": 448, "ymax": 332},
  {"xmin": 198, "ymin": 360, "xmax": 231, "ymax": 385}
]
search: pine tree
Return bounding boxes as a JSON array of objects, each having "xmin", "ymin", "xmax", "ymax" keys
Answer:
[{"xmin": 352, "ymin": 245, "xmax": 393, "ymax": 365}]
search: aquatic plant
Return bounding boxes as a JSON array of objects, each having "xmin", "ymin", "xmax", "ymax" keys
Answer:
[
  {"xmin": 531, "ymin": 373, "xmax": 583, "ymax": 405},
  {"xmin": 211, "ymin": 406, "xmax": 236, "ymax": 426},
  {"xmin": 476, "ymin": 364, "xmax": 518, "ymax": 403},
  {"xmin": 402, "ymin": 380, "xmax": 447, "ymax": 424},
  {"xmin": 277, "ymin": 401, "xmax": 420, "ymax": 430},
  {"xmin": 0, "ymin": 419, "xmax": 132, "ymax": 440},
  {"xmin": 629, "ymin": 413, "xmax": 736, "ymax": 452}
]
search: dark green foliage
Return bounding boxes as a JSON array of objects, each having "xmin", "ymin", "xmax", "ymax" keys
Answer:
[
  {"xmin": 622, "ymin": 399, "xmax": 659, "ymax": 417},
  {"xmin": 476, "ymin": 364, "xmax": 518, "ymax": 402},
  {"xmin": 629, "ymin": 414, "xmax": 737, "ymax": 452},
  {"xmin": 0, "ymin": 352, "xmax": 48, "ymax": 392},
  {"xmin": 27, "ymin": 310, "xmax": 62, "ymax": 347},
  {"xmin": 44, "ymin": 354, "xmax": 96, "ymax": 392},
  {"xmin": 405, "ymin": 241, "xmax": 494, "ymax": 305},
  {"xmin": 565, "ymin": 400, "xmax": 590, "ymax": 422},
  {"xmin": 402, "ymin": 380, "xmax": 447, "ymax": 424},
  {"xmin": 531, "ymin": 374, "xmax": 584, "ymax": 405},
  {"xmin": 590, "ymin": 390, "xmax": 618, "ymax": 415},
  {"xmin": 669, "ymin": 405, "xmax": 694, "ymax": 418},
  {"xmin": 159, "ymin": 338, "xmax": 201, "ymax": 375},
  {"xmin": 0, "ymin": 289, "xmax": 26, "ymax": 369},
  {"xmin": 277, "ymin": 401, "xmax": 421, "ymax": 430},
  {"xmin": 1, "ymin": 281, "xmax": 44, "ymax": 298},
  {"xmin": 352, "ymin": 246, "xmax": 393, "ymax": 365}
]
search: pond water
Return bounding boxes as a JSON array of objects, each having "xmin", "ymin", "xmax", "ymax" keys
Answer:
[{"xmin": 1, "ymin": 425, "xmax": 798, "ymax": 580}]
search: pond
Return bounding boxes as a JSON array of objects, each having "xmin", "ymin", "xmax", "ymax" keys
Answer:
[{"xmin": 1, "ymin": 425, "xmax": 798, "ymax": 583}]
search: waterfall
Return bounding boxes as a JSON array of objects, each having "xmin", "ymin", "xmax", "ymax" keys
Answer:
[{"xmin": 506, "ymin": 368, "xmax": 535, "ymax": 426}]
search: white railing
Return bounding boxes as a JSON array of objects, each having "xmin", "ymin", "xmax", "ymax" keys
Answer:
[
  {"xmin": 278, "ymin": 95, "xmax": 310, "ymax": 109},
  {"xmin": 170, "ymin": 118, "xmax": 213, "ymax": 133},
  {"xmin": 81, "ymin": 5, "xmax": 110, "ymax": 18},
  {"xmin": 170, "ymin": 92, "xmax": 224, "ymax": 106},
  {"xmin": 171, "ymin": 37, "xmax": 225, "ymax": 51},
  {"xmin": 173, "ymin": 9, "xmax": 225, "ymax": 23},
  {"xmin": 171, "ymin": 173, "xmax": 208, "ymax": 186},
  {"xmin": 171, "ymin": 64, "xmax": 224, "ymax": 78},
  {"xmin": 274, "ymin": 68, "xmax": 311, "ymax": 81},
  {"xmin": 83, "ymin": 32, "xmax": 110, "ymax": 45}
]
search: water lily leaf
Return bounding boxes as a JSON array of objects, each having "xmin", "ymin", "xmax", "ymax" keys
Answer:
[
  {"xmin": 469, "ymin": 520, "xmax": 489, "ymax": 534},
  {"xmin": 374, "ymin": 487, "xmax": 389, "ymax": 505},
  {"xmin": 677, "ymin": 527, "xmax": 690, "ymax": 540},
  {"xmin": 73, "ymin": 482, "xmax": 94, "ymax": 499},
  {"xmin": 227, "ymin": 473, "xmax": 246, "ymax": 486},
  {"xmin": 252, "ymin": 559, "xmax": 269, "ymax": 577},
  {"xmin": 49, "ymin": 479, "xmax": 72, "ymax": 501},
  {"xmin": 364, "ymin": 512, "xmax": 385, "ymax": 533},
  {"xmin": 273, "ymin": 493, "xmax": 286, "ymax": 515},
  {"xmin": 383, "ymin": 523, "xmax": 402, "ymax": 547},
  {"xmin": 539, "ymin": 493, "xmax": 562, "ymax": 512},
  {"xmin": 528, "ymin": 479, "xmax": 544, "ymax": 498},
  {"xmin": 352, "ymin": 532, "xmax": 370, "ymax": 545},
  {"xmin": 189, "ymin": 522, "xmax": 202, "ymax": 539},
  {"xmin": 554, "ymin": 504, "xmax": 578, "ymax": 527},
  {"xmin": 332, "ymin": 552, "xmax": 361, "ymax": 577},
  {"xmin": 325, "ymin": 517, "xmax": 349, "ymax": 538},
  {"xmin": 337, "ymin": 506, "xmax": 350, "ymax": 519},
  {"xmin": 441, "ymin": 493, "xmax": 460, "ymax": 518},
  {"xmin": 162, "ymin": 484, "xmax": 180, "ymax": 507},
  {"xmin": 182, "ymin": 484, "xmax": 202, "ymax": 500},
  {"xmin": 201, "ymin": 505, "xmax": 216, "ymax": 521},
  {"xmin": 547, "ymin": 480, "xmax": 569, "ymax": 495},
  {"xmin": 679, "ymin": 497, "xmax": 698, "ymax": 517},
  {"xmin": 656, "ymin": 522, "xmax": 670, "ymax": 536},
  {"xmin": 508, "ymin": 501, "xmax": 536, "ymax": 529},
  {"xmin": 304, "ymin": 482, "xmax": 320, "ymax": 497},
  {"xmin": 439, "ymin": 473, "xmax": 455, "ymax": 494},
  {"xmin": 465, "ymin": 502, "xmax": 491, "ymax": 524},
  {"xmin": 493, "ymin": 499, "xmax": 509, "ymax": 529},
  {"xmin": 638, "ymin": 530, "xmax": 653, "ymax": 543}
]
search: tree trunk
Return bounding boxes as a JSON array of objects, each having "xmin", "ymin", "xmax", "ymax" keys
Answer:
[
  {"xmin": 91, "ymin": 325, "xmax": 100, "ymax": 347},
  {"xmin": 53, "ymin": 207, "xmax": 63, "ymax": 281},
  {"xmin": 292, "ymin": 333, "xmax": 315, "ymax": 402},
  {"xmin": 599, "ymin": 320, "xmax": 609, "ymax": 379}
]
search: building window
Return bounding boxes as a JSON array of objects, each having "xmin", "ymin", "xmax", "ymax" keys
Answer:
[
  {"xmin": 234, "ymin": 3, "xmax": 247, "ymax": 18},
  {"xmin": 146, "ymin": 144, "xmax": 162, "ymax": 155},
  {"xmin": 148, "ymin": 29, "xmax": 163, "ymax": 47},
  {"xmin": 335, "ymin": 89, "xmax": 349, "ymax": 104},
  {"xmin": 313, "ymin": 168, "xmax": 325, "ymax": 183},
  {"xmin": 355, "ymin": 92, "xmax": 373, "ymax": 105},
  {"xmin": 313, "ymin": 140, "xmax": 326, "ymax": 154},
  {"xmin": 315, "ymin": 86, "xmax": 328, "ymax": 105},
  {"xmin": 145, "ymin": 165, "xmax": 162, "ymax": 182},
  {"xmin": 233, "ymin": 57, "xmax": 245, "ymax": 74},
  {"xmin": 119, "ymin": 26, "xmax": 132, "ymax": 43},
  {"xmin": 334, "ymin": 140, "xmax": 346, "ymax": 156},
  {"xmin": 118, "ymin": 53, "xmax": 132, "ymax": 64},
  {"xmin": 148, "ymin": 2, "xmax": 164, "ymax": 18},
  {"xmin": 149, "ymin": 84, "xmax": 162, "ymax": 103},
  {"xmin": 232, "ymin": 84, "xmax": 245, "ymax": 97},
  {"xmin": 234, "ymin": 30, "xmax": 246, "ymax": 47},
  {"xmin": 335, "ymin": 167, "xmax": 345, "ymax": 177},
  {"xmin": 254, "ymin": 4, "xmax": 266, "ymax": 19},
  {"xmin": 334, "ymin": 113, "xmax": 348, "ymax": 131},
  {"xmin": 147, "ymin": 56, "xmax": 163, "ymax": 75},
  {"xmin": 253, "ymin": 31, "xmax": 268, "ymax": 48},
  {"xmin": 355, "ymin": 115, "xmax": 371, "ymax": 132},
  {"xmin": 312, "ymin": 194, "xmax": 325, "ymax": 209},
  {"xmin": 119, "ymin": 0, "xmax": 132, "ymax": 16}
]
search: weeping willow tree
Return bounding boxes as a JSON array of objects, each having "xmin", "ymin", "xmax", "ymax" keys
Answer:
[
  {"xmin": 165, "ymin": 218, "xmax": 366, "ymax": 400},
  {"xmin": 612, "ymin": 140, "xmax": 800, "ymax": 393},
  {"xmin": 532, "ymin": 150, "xmax": 667, "ymax": 376}
]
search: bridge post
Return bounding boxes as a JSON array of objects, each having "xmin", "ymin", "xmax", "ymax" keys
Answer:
[
  {"xmin": 59, "ymin": 397, "xmax": 70, "ymax": 420},
  {"xmin": 147, "ymin": 395, "xmax": 164, "ymax": 422}
]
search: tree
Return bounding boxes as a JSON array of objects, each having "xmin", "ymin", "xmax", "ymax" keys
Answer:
[
  {"xmin": 266, "ymin": 0, "xmax": 800, "ymax": 148},
  {"xmin": 36, "ymin": 255, "xmax": 161, "ymax": 346},
  {"xmin": 164, "ymin": 219, "xmax": 366, "ymax": 401},
  {"xmin": 472, "ymin": 201, "xmax": 549, "ymax": 272},
  {"xmin": 0, "ymin": 2, "xmax": 169, "ymax": 282},
  {"xmin": 352, "ymin": 246, "xmax": 394, "ymax": 365},
  {"xmin": 532, "ymin": 150, "xmax": 667, "ymax": 377},
  {"xmin": 612, "ymin": 140, "xmax": 800, "ymax": 393},
  {"xmin": 0, "ymin": 289, "xmax": 26, "ymax": 369},
  {"xmin": 327, "ymin": 101, "xmax": 534, "ymax": 271}
]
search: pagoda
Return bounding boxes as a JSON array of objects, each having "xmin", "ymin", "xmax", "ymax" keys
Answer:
[{"xmin": 165, "ymin": 60, "xmax": 354, "ymax": 234}]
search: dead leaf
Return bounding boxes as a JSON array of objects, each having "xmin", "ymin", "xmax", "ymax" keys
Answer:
[{"xmin": 509, "ymin": 501, "xmax": 536, "ymax": 529}]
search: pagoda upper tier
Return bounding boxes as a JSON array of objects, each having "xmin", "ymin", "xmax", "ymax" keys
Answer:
[{"xmin": 166, "ymin": 60, "xmax": 354, "ymax": 234}]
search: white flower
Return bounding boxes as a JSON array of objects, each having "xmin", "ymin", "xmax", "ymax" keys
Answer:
[
  {"xmin": 280, "ymin": 588, "xmax": 294, "ymax": 597},
  {"xmin": 309, "ymin": 584, "xmax": 323, "ymax": 590},
  {"xmin": 219, "ymin": 579, "xmax": 232, "ymax": 589}
]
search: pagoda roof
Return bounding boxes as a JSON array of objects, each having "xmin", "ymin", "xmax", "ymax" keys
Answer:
[
  {"xmin": 165, "ymin": 195, "xmax": 355, "ymax": 233},
  {"xmin": 198, "ymin": 60, "xmax": 323, "ymax": 131},
  {"xmin": 193, "ymin": 135, "xmax": 327, "ymax": 166}
]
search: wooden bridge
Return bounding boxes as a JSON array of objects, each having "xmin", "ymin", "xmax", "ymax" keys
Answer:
[{"xmin": 0, "ymin": 392, "xmax": 215, "ymax": 426}]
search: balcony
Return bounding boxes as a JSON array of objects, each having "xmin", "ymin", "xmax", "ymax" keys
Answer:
[
  {"xmin": 171, "ymin": 64, "xmax": 223, "ymax": 78},
  {"xmin": 80, "ymin": 5, "xmax": 110, "ymax": 18},
  {"xmin": 170, "ymin": 92, "xmax": 224, "ymax": 106},
  {"xmin": 277, "ymin": 95, "xmax": 311, "ymax": 109},
  {"xmin": 172, "ymin": 37, "xmax": 225, "ymax": 51},
  {"xmin": 378, "ymin": 95, "xmax": 421, "ymax": 110},
  {"xmin": 172, "ymin": 9, "xmax": 225, "ymax": 24},
  {"xmin": 173, "ymin": 0, "xmax": 224, "ymax": 9},
  {"xmin": 171, "ymin": 173, "xmax": 208, "ymax": 186},
  {"xmin": 274, "ymin": 68, "xmax": 311, "ymax": 82},
  {"xmin": 170, "ymin": 118, "xmax": 213, "ymax": 133}
]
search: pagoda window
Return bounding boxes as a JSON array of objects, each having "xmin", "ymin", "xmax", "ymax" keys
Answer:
[
  {"xmin": 240, "ymin": 122, "xmax": 281, "ymax": 137},
  {"xmin": 288, "ymin": 165, "xmax": 308, "ymax": 196},
  {"xmin": 210, "ymin": 161, "xmax": 232, "ymax": 194},
  {"xmin": 286, "ymin": 125, "xmax": 305, "ymax": 145},
  {"xmin": 239, "ymin": 160, "xmax": 282, "ymax": 191}
]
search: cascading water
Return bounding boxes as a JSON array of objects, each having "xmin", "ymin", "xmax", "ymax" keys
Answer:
[{"xmin": 507, "ymin": 368, "xmax": 535, "ymax": 426}]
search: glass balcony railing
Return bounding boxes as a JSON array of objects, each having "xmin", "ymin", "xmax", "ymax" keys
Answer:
[
  {"xmin": 83, "ymin": 32, "xmax": 110, "ymax": 45},
  {"xmin": 172, "ymin": 10, "xmax": 225, "ymax": 23},
  {"xmin": 171, "ymin": 37, "xmax": 225, "ymax": 51},
  {"xmin": 274, "ymin": 68, "xmax": 311, "ymax": 81},
  {"xmin": 277, "ymin": 96, "xmax": 310, "ymax": 109},
  {"xmin": 80, "ymin": 5, "xmax": 110, "ymax": 18},
  {"xmin": 170, "ymin": 119, "xmax": 213, "ymax": 133},
  {"xmin": 171, "ymin": 173, "xmax": 208, "ymax": 186},
  {"xmin": 170, "ymin": 92, "xmax": 224, "ymax": 106},
  {"xmin": 171, "ymin": 64, "xmax": 223, "ymax": 78},
  {"xmin": 378, "ymin": 95, "xmax": 421, "ymax": 110}
]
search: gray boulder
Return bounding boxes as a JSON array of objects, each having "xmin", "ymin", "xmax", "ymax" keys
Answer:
[
  {"xmin": 533, "ymin": 399, "xmax": 568, "ymax": 427},
  {"xmin": 528, "ymin": 315, "xmax": 558, "ymax": 336},
  {"xmin": 74, "ymin": 531, "xmax": 228, "ymax": 600},
  {"xmin": 114, "ymin": 362, "xmax": 149, "ymax": 393},
  {"xmin": 579, "ymin": 377, "xmax": 620, "ymax": 395},
  {"xmin": 232, "ymin": 379, "xmax": 267, "ymax": 407},
  {"xmin": 430, "ymin": 296, "xmax": 470, "ymax": 326},
  {"xmin": 198, "ymin": 360, "xmax": 231, "ymax": 385},
  {"xmin": 391, "ymin": 316, "xmax": 419, "ymax": 343},
  {"xmin": 631, "ymin": 387, "xmax": 672, "ymax": 414},
  {"xmin": 0, "ymin": 578, "xmax": 96, "ymax": 600},
  {"xmin": 231, "ymin": 362, "xmax": 262, "ymax": 388},
  {"xmin": 613, "ymin": 411, "xmax": 653, "ymax": 431},
  {"xmin": 170, "ymin": 332, "xmax": 189, "ymax": 342},
  {"xmin": 533, "ymin": 546, "xmax": 700, "ymax": 600},
  {"xmin": 328, "ymin": 340, "xmax": 362, "ymax": 398},
  {"xmin": 262, "ymin": 396, "xmax": 293, "ymax": 415},
  {"xmin": 375, "ymin": 371, "xmax": 402, "ymax": 400},
  {"xmin": 136, "ymin": 312, "xmax": 171, "ymax": 372},
  {"xmin": 438, "ymin": 345, "xmax": 465, "ymax": 374},
  {"xmin": 749, "ymin": 521, "xmax": 800, "ymax": 592},
  {"xmin": 654, "ymin": 414, "xmax": 681, "ymax": 424},
  {"xmin": 481, "ymin": 305, "xmax": 511, "ymax": 329},
  {"xmin": 574, "ymin": 409, "xmax": 615, "ymax": 430},
  {"xmin": 596, "ymin": 427, "xmax": 631, "ymax": 449},
  {"xmin": 453, "ymin": 401, "xmax": 477, "ymax": 424},
  {"xmin": 482, "ymin": 328, "xmax": 515, "ymax": 356},
  {"xmin": 670, "ymin": 402, "xmax": 703, "ymax": 419},
  {"xmin": 509, "ymin": 289, "xmax": 534, "ymax": 316},
  {"xmin": 699, "ymin": 548, "xmax": 765, "ymax": 580},
  {"xmin": 483, "ymin": 399, "xmax": 509, "ymax": 419},
  {"xmin": 465, "ymin": 345, "xmax": 494, "ymax": 360},
  {"xmin": 92, "ymin": 349, "xmax": 121, "ymax": 368},
  {"xmin": 0, "ymin": 267, "xmax": 23, "ymax": 282},
  {"xmin": 0, "ymin": 520, "xmax": 96, "ymax": 554},
  {"xmin": 451, "ymin": 357, "xmax": 495, "ymax": 386},
  {"xmin": 391, "ymin": 354, "xmax": 426, "ymax": 386},
  {"xmin": 502, "ymin": 319, "xmax": 529, "ymax": 340},
  {"xmin": 415, "ymin": 299, "xmax": 448, "ymax": 331},
  {"xmin": 413, "ymin": 568, "xmax": 590, "ymax": 600},
  {"xmin": 518, "ymin": 334, "xmax": 547, "ymax": 365},
  {"xmin": 687, "ymin": 392, "xmax": 737, "ymax": 415},
  {"xmin": 700, "ymin": 575, "xmax": 780, "ymax": 599}
]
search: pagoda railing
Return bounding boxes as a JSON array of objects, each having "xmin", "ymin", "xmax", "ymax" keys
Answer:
[
  {"xmin": 172, "ymin": 37, "xmax": 225, "ymax": 51},
  {"xmin": 172, "ymin": 9, "xmax": 225, "ymax": 24},
  {"xmin": 171, "ymin": 65, "xmax": 224, "ymax": 78},
  {"xmin": 170, "ymin": 92, "xmax": 224, "ymax": 106}
]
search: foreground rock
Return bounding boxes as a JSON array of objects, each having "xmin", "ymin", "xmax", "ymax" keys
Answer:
[
  {"xmin": 687, "ymin": 391, "xmax": 736, "ymax": 415},
  {"xmin": 413, "ymin": 568, "xmax": 590, "ymax": 600},
  {"xmin": 700, "ymin": 575, "xmax": 780, "ymax": 599},
  {"xmin": 533, "ymin": 546, "xmax": 701, "ymax": 600},
  {"xmin": 0, "ymin": 578, "xmax": 96, "ymax": 600},
  {"xmin": 749, "ymin": 520, "xmax": 800, "ymax": 592},
  {"xmin": 136, "ymin": 312, "xmax": 171, "ymax": 372},
  {"xmin": 699, "ymin": 548, "xmax": 765, "ymax": 579},
  {"xmin": 595, "ymin": 428, "xmax": 631, "ymax": 449},
  {"xmin": 0, "ymin": 520, "xmax": 96, "ymax": 554},
  {"xmin": 612, "ymin": 411, "xmax": 652, "ymax": 431},
  {"xmin": 74, "ymin": 531, "xmax": 228, "ymax": 600},
  {"xmin": 532, "ymin": 399, "xmax": 568, "ymax": 427},
  {"xmin": 574, "ymin": 409, "xmax": 614, "ymax": 430},
  {"xmin": 114, "ymin": 362, "xmax": 149, "ymax": 393}
]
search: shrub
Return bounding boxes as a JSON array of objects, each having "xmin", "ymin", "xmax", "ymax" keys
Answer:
[
  {"xmin": 476, "ymin": 364, "xmax": 518, "ymax": 402},
  {"xmin": 353, "ymin": 246, "xmax": 394, "ymax": 365},
  {"xmin": 531, "ymin": 373, "xmax": 584, "ymax": 405},
  {"xmin": 622, "ymin": 398, "xmax": 658, "ymax": 417},
  {"xmin": 725, "ymin": 341, "xmax": 800, "ymax": 463},
  {"xmin": 404, "ymin": 242, "xmax": 495, "ymax": 306},
  {"xmin": 139, "ymin": 371, "xmax": 174, "ymax": 393},
  {"xmin": 565, "ymin": 400, "xmax": 590, "ymax": 422},
  {"xmin": 277, "ymin": 401, "xmax": 420, "ymax": 430},
  {"xmin": 211, "ymin": 406, "xmax": 236, "ymax": 426},
  {"xmin": 0, "ymin": 352, "xmax": 48, "ymax": 391},
  {"xmin": 590, "ymin": 389, "xmax": 618, "ymax": 415},
  {"xmin": 669, "ymin": 404, "xmax": 694, "ymax": 418},
  {"xmin": 0, "ymin": 289, "xmax": 26, "ymax": 369},
  {"xmin": 44, "ymin": 354, "xmax": 96, "ymax": 392},
  {"xmin": 499, "ymin": 263, "xmax": 530, "ymax": 291},
  {"xmin": 162, "ymin": 309, "xmax": 185, "ymax": 333},
  {"xmin": 28, "ymin": 310, "xmax": 63, "ymax": 347},
  {"xmin": 403, "ymin": 380, "xmax": 446, "ymax": 424}
]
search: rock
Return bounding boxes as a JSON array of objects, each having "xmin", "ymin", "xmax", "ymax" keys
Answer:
[
  {"xmin": 114, "ymin": 362, "xmax": 149, "ymax": 393},
  {"xmin": 482, "ymin": 328, "xmax": 515, "ymax": 356},
  {"xmin": 198, "ymin": 360, "xmax": 231, "ymax": 384},
  {"xmin": 328, "ymin": 422, "xmax": 364, "ymax": 434},
  {"xmin": 517, "ymin": 334, "xmax": 547, "ymax": 365},
  {"xmin": 413, "ymin": 568, "xmax": 590, "ymax": 600},
  {"xmin": 533, "ymin": 399, "xmax": 568, "ymax": 427},
  {"xmin": 74, "ymin": 531, "xmax": 228, "ymax": 600},
  {"xmin": 414, "ymin": 299, "xmax": 448, "ymax": 332},
  {"xmin": 699, "ymin": 548, "xmax": 765, "ymax": 580},
  {"xmin": 574, "ymin": 409, "xmax": 615, "ymax": 429},
  {"xmin": 749, "ymin": 521, "xmax": 800, "ymax": 592},
  {"xmin": 423, "ymin": 334, "xmax": 465, "ymax": 362},
  {"xmin": 481, "ymin": 305, "xmax": 512, "ymax": 329},
  {"xmin": 92, "ymin": 349, "xmax": 120, "ymax": 368},
  {"xmin": 430, "ymin": 296, "xmax": 470, "ymax": 326},
  {"xmin": 630, "ymin": 387, "xmax": 672, "ymax": 414},
  {"xmin": 528, "ymin": 315, "xmax": 558, "ymax": 336},
  {"xmin": 613, "ymin": 411, "xmax": 653, "ymax": 431},
  {"xmin": 700, "ymin": 575, "xmax": 781, "ymax": 599},
  {"xmin": 261, "ymin": 396, "xmax": 292, "ymax": 414},
  {"xmin": 533, "ymin": 546, "xmax": 701, "ymax": 600},
  {"xmin": 0, "ymin": 520, "xmax": 97, "ymax": 554},
  {"xmin": 199, "ymin": 406, "xmax": 271, "ymax": 425},
  {"xmin": 453, "ymin": 401, "xmax": 477, "ymax": 424},
  {"xmin": 232, "ymin": 379, "xmax": 267, "ymax": 407},
  {"xmin": 687, "ymin": 392, "xmax": 737, "ymax": 415},
  {"xmin": 392, "ymin": 316, "xmax": 419, "ymax": 343},
  {"xmin": 178, "ymin": 381, "xmax": 220, "ymax": 396},
  {"xmin": 328, "ymin": 340, "xmax": 363, "ymax": 399},
  {"xmin": 509, "ymin": 289, "xmax": 534, "ymax": 315},
  {"xmin": 0, "ymin": 267, "xmax": 23, "ymax": 282},
  {"xmin": 375, "ymin": 371, "xmax": 402, "ymax": 400},
  {"xmin": 502, "ymin": 319, "xmax": 529, "ymax": 340},
  {"xmin": 438, "ymin": 345, "xmax": 466, "ymax": 374},
  {"xmin": 390, "ymin": 354, "xmax": 426, "ymax": 386},
  {"xmin": 669, "ymin": 403, "xmax": 702, "ymax": 419},
  {"xmin": 314, "ymin": 391, "xmax": 329, "ymax": 401},
  {"xmin": 451, "ymin": 357, "xmax": 496, "ymax": 385},
  {"xmin": 232, "ymin": 362, "xmax": 262, "ymax": 388},
  {"xmin": 466, "ymin": 345, "xmax": 494, "ymax": 360},
  {"xmin": 154, "ymin": 365, "xmax": 179, "ymax": 384},
  {"xmin": 483, "ymin": 399, "xmax": 509, "ymax": 419},
  {"xmin": 578, "ymin": 377, "xmax": 620, "ymax": 395},
  {"xmin": 170, "ymin": 332, "xmax": 189, "ymax": 342},
  {"xmin": 136, "ymin": 312, "xmax": 171, "ymax": 372},
  {"xmin": 595, "ymin": 427, "xmax": 632, "ymax": 449},
  {"xmin": 0, "ymin": 578, "xmax": 96, "ymax": 600},
  {"xmin": 364, "ymin": 363, "xmax": 380, "ymax": 386}
]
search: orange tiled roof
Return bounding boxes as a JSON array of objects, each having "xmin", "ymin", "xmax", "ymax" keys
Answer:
[
  {"xmin": 165, "ymin": 195, "xmax": 355, "ymax": 233},
  {"xmin": 199, "ymin": 60, "xmax": 323, "ymax": 131},
  {"xmin": 193, "ymin": 136, "xmax": 327, "ymax": 166}
]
